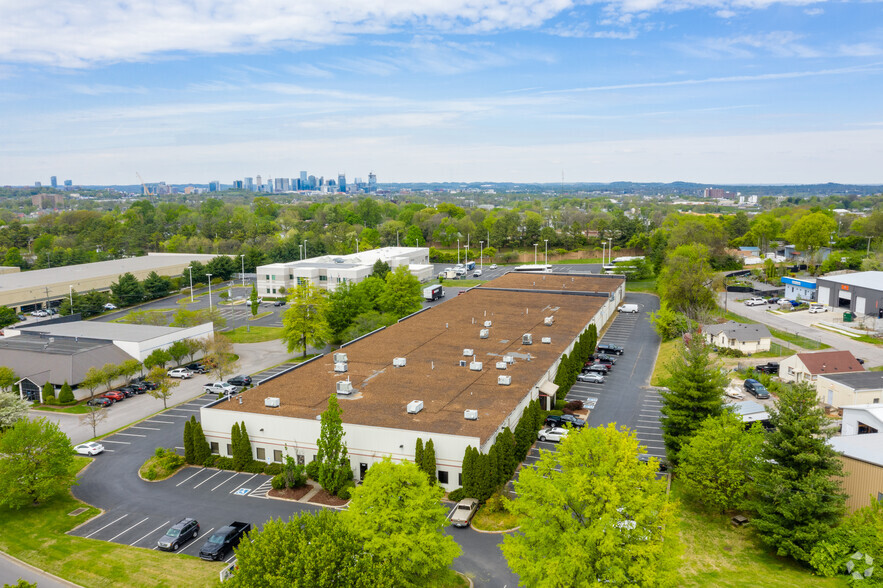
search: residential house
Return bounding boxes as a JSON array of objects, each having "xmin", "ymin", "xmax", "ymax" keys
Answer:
[
  {"xmin": 702, "ymin": 321, "xmax": 771, "ymax": 354},
  {"xmin": 778, "ymin": 350, "xmax": 864, "ymax": 389}
]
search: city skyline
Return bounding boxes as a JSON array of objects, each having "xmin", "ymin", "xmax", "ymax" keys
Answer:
[{"xmin": 1, "ymin": 0, "xmax": 882, "ymax": 185}]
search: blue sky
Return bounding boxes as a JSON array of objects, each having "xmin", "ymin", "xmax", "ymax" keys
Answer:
[{"xmin": 1, "ymin": 0, "xmax": 881, "ymax": 185}]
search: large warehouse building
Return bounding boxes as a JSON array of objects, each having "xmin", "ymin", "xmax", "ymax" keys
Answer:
[
  {"xmin": 200, "ymin": 272, "xmax": 624, "ymax": 490},
  {"xmin": 815, "ymin": 271, "xmax": 883, "ymax": 317},
  {"xmin": 0, "ymin": 252, "xmax": 219, "ymax": 312}
]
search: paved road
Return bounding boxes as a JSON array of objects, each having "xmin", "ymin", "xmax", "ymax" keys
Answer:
[{"xmin": 0, "ymin": 551, "xmax": 78, "ymax": 588}]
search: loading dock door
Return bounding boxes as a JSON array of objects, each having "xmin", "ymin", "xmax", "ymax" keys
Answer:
[
  {"xmin": 856, "ymin": 296, "xmax": 866, "ymax": 315},
  {"xmin": 817, "ymin": 286, "xmax": 830, "ymax": 305}
]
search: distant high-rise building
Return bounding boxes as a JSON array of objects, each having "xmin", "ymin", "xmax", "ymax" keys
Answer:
[
  {"xmin": 256, "ymin": 174, "xmax": 262, "ymax": 188},
  {"xmin": 300, "ymin": 171, "xmax": 308, "ymax": 185},
  {"xmin": 368, "ymin": 172, "xmax": 377, "ymax": 192},
  {"xmin": 244, "ymin": 177, "xmax": 255, "ymax": 191},
  {"xmin": 35, "ymin": 181, "xmax": 41, "ymax": 188},
  {"xmin": 209, "ymin": 180, "xmax": 221, "ymax": 192},
  {"xmin": 233, "ymin": 180, "xmax": 244, "ymax": 190},
  {"xmin": 703, "ymin": 187, "xmax": 736, "ymax": 200},
  {"xmin": 274, "ymin": 178, "xmax": 290, "ymax": 192},
  {"xmin": 308, "ymin": 175, "xmax": 317, "ymax": 190},
  {"xmin": 63, "ymin": 179, "xmax": 72, "ymax": 188},
  {"xmin": 338, "ymin": 174, "xmax": 346, "ymax": 193},
  {"xmin": 50, "ymin": 176, "xmax": 57, "ymax": 188}
]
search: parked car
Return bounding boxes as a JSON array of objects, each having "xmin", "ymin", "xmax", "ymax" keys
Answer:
[
  {"xmin": 133, "ymin": 378, "xmax": 158, "ymax": 390},
  {"xmin": 227, "ymin": 375, "xmax": 252, "ymax": 387},
  {"xmin": 203, "ymin": 382, "xmax": 242, "ymax": 395},
  {"xmin": 744, "ymin": 298, "xmax": 766, "ymax": 306},
  {"xmin": 593, "ymin": 353, "xmax": 617, "ymax": 365},
  {"xmin": 157, "ymin": 518, "xmax": 200, "ymax": 552},
  {"xmin": 766, "ymin": 297, "xmax": 780, "ymax": 305},
  {"xmin": 584, "ymin": 364, "xmax": 610, "ymax": 375},
  {"xmin": 577, "ymin": 372, "xmax": 605, "ymax": 384},
  {"xmin": 473, "ymin": 269, "xmax": 482, "ymax": 277},
  {"xmin": 102, "ymin": 391, "xmax": 125, "ymax": 403},
  {"xmin": 199, "ymin": 522, "xmax": 251, "ymax": 561},
  {"xmin": 545, "ymin": 414, "xmax": 586, "ymax": 428},
  {"xmin": 30, "ymin": 309, "xmax": 47, "ymax": 317},
  {"xmin": 755, "ymin": 362, "xmax": 779, "ymax": 375},
  {"xmin": 74, "ymin": 442, "xmax": 105, "ymax": 456},
  {"xmin": 596, "ymin": 343, "xmax": 623, "ymax": 355},
  {"xmin": 128, "ymin": 382, "xmax": 148, "ymax": 393},
  {"xmin": 86, "ymin": 397, "xmax": 113, "ymax": 408},
  {"xmin": 618, "ymin": 304, "xmax": 639, "ymax": 313},
  {"xmin": 638, "ymin": 454, "xmax": 669, "ymax": 472},
  {"xmin": 537, "ymin": 427, "xmax": 569, "ymax": 442},
  {"xmin": 490, "ymin": 264, "xmax": 498, "ymax": 269},
  {"xmin": 116, "ymin": 386, "xmax": 137, "ymax": 398},
  {"xmin": 103, "ymin": 303, "xmax": 117, "ymax": 311},
  {"xmin": 168, "ymin": 368, "xmax": 193, "ymax": 379},
  {"xmin": 46, "ymin": 308, "xmax": 58, "ymax": 315},
  {"xmin": 744, "ymin": 378, "xmax": 770, "ymax": 399},
  {"xmin": 185, "ymin": 363, "xmax": 208, "ymax": 374},
  {"xmin": 450, "ymin": 498, "xmax": 480, "ymax": 528},
  {"xmin": 273, "ymin": 300, "xmax": 286, "ymax": 306},
  {"xmin": 808, "ymin": 303, "xmax": 828, "ymax": 314}
]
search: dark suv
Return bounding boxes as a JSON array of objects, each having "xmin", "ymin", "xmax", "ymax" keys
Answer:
[
  {"xmin": 584, "ymin": 363, "xmax": 610, "ymax": 375},
  {"xmin": 545, "ymin": 414, "xmax": 586, "ymax": 429},
  {"xmin": 744, "ymin": 378, "xmax": 770, "ymax": 399},
  {"xmin": 157, "ymin": 518, "xmax": 200, "ymax": 551},
  {"xmin": 597, "ymin": 343, "xmax": 623, "ymax": 356},
  {"xmin": 227, "ymin": 375, "xmax": 253, "ymax": 387},
  {"xmin": 185, "ymin": 363, "xmax": 208, "ymax": 374}
]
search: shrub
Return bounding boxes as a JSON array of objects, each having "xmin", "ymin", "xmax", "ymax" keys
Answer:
[
  {"xmin": 144, "ymin": 467, "xmax": 157, "ymax": 481},
  {"xmin": 265, "ymin": 463, "xmax": 283, "ymax": 475},
  {"xmin": 554, "ymin": 399, "xmax": 567, "ymax": 411},
  {"xmin": 215, "ymin": 456, "xmax": 234, "ymax": 470},
  {"xmin": 271, "ymin": 474, "xmax": 286, "ymax": 490},
  {"xmin": 58, "ymin": 381, "xmax": 75, "ymax": 404},
  {"xmin": 447, "ymin": 488, "xmax": 466, "ymax": 502},
  {"xmin": 244, "ymin": 460, "xmax": 266, "ymax": 474},
  {"xmin": 484, "ymin": 491, "xmax": 509, "ymax": 514},
  {"xmin": 202, "ymin": 455, "xmax": 218, "ymax": 468},
  {"xmin": 155, "ymin": 446, "xmax": 166, "ymax": 458},
  {"xmin": 337, "ymin": 482, "xmax": 355, "ymax": 500},
  {"xmin": 548, "ymin": 409, "xmax": 563, "ymax": 417},
  {"xmin": 305, "ymin": 459, "xmax": 320, "ymax": 480},
  {"xmin": 42, "ymin": 395, "xmax": 57, "ymax": 405}
]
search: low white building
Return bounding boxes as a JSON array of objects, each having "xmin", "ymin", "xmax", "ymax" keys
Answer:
[
  {"xmin": 779, "ymin": 350, "xmax": 865, "ymax": 389},
  {"xmin": 817, "ymin": 372, "xmax": 883, "ymax": 408},
  {"xmin": 256, "ymin": 247, "xmax": 432, "ymax": 296},
  {"xmin": 702, "ymin": 321, "xmax": 771, "ymax": 354}
]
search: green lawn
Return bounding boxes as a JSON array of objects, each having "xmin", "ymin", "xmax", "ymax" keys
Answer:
[
  {"xmin": 248, "ymin": 310, "xmax": 273, "ymax": 321},
  {"xmin": 625, "ymin": 278, "xmax": 657, "ymax": 293},
  {"xmin": 750, "ymin": 342, "xmax": 793, "ymax": 358},
  {"xmin": 768, "ymin": 327, "xmax": 830, "ymax": 350},
  {"xmin": 651, "ymin": 338, "xmax": 681, "ymax": 386},
  {"xmin": 224, "ymin": 326, "xmax": 283, "ymax": 343},
  {"xmin": 0, "ymin": 458, "xmax": 221, "ymax": 587},
  {"xmin": 471, "ymin": 506, "xmax": 519, "ymax": 532},
  {"xmin": 31, "ymin": 403, "xmax": 91, "ymax": 414}
]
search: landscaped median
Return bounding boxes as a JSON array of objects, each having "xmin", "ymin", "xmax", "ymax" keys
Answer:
[{"xmin": 0, "ymin": 457, "xmax": 221, "ymax": 587}]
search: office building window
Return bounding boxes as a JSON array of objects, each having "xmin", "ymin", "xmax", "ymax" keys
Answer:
[
  {"xmin": 265, "ymin": 275, "xmax": 269, "ymax": 280},
  {"xmin": 226, "ymin": 444, "xmax": 232, "ymax": 456},
  {"xmin": 210, "ymin": 442, "xmax": 219, "ymax": 454},
  {"xmin": 272, "ymin": 288, "xmax": 276, "ymax": 294},
  {"xmin": 266, "ymin": 288, "xmax": 270, "ymax": 293},
  {"xmin": 271, "ymin": 275, "xmax": 275, "ymax": 280},
  {"xmin": 319, "ymin": 275, "xmax": 327, "ymax": 281},
  {"xmin": 437, "ymin": 470, "xmax": 449, "ymax": 484},
  {"xmin": 256, "ymin": 447, "xmax": 266, "ymax": 460},
  {"xmin": 274, "ymin": 450, "xmax": 283, "ymax": 462},
  {"xmin": 289, "ymin": 274, "xmax": 293, "ymax": 280}
]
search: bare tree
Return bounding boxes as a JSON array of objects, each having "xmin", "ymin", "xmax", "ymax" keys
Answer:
[
  {"xmin": 147, "ymin": 366, "xmax": 180, "ymax": 409},
  {"xmin": 80, "ymin": 404, "xmax": 108, "ymax": 438},
  {"xmin": 205, "ymin": 333, "xmax": 240, "ymax": 383}
]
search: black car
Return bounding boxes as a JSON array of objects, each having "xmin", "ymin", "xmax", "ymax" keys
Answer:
[
  {"xmin": 185, "ymin": 363, "xmax": 208, "ymax": 374},
  {"xmin": 157, "ymin": 518, "xmax": 200, "ymax": 551},
  {"xmin": 744, "ymin": 378, "xmax": 770, "ymax": 399},
  {"xmin": 596, "ymin": 343, "xmax": 624, "ymax": 356},
  {"xmin": 128, "ymin": 382, "xmax": 148, "ymax": 394},
  {"xmin": 116, "ymin": 386, "xmax": 137, "ymax": 398},
  {"xmin": 86, "ymin": 397, "xmax": 113, "ymax": 407},
  {"xmin": 584, "ymin": 363, "xmax": 610, "ymax": 374},
  {"xmin": 766, "ymin": 297, "xmax": 780, "ymax": 305},
  {"xmin": 754, "ymin": 362, "xmax": 779, "ymax": 375},
  {"xmin": 227, "ymin": 375, "xmax": 252, "ymax": 387},
  {"xmin": 140, "ymin": 380, "xmax": 158, "ymax": 390},
  {"xmin": 545, "ymin": 414, "xmax": 586, "ymax": 429},
  {"xmin": 273, "ymin": 300, "xmax": 286, "ymax": 307}
]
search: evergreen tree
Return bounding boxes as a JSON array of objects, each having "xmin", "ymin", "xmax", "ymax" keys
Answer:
[
  {"xmin": 41, "ymin": 382, "xmax": 55, "ymax": 403},
  {"xmin": 316, "ymin": 394, "xmax": 352, "ymax": 496},
  {"xmin": 422, "ymin": 439, "xmax": 436, "ymax": 484},
  {"xmin": 659, "ymin": 333, "xmax": 727, "ymax": 463},
  {"xmin": 183, "ymin": 418, "xmax": 195, "ymax": 464},
  {"xmin": 58, "ymin": 381, "xmax": 74, "ymax": 404},
  {"xmin": 415, "ymin": 438, "xmax": 424, "ymax": 471},
  {"xmin": 751, "ymin": 383, "xmax": 846, "ymax": 563},
  {"xmin": 142, "ymin": 271, "xmax": 171, "ymax": 299},
  {"xmin": 231, "ymin": 422, "xmax": 242, "ymax": 469},
  {"xmin": 240, "ymin": 421, "xmax": 252, "ymax": 465},
  {"xmin": 193, "ymin": 421, "xmax": 210, "ymax": 465},
  {"xmin": 462, "ymin": 446, "xmax": 475, "ymax": 496},
  {"xmin": 110, "ymin": 272, "xmax": 145, "ymax": 306},
  {"xmin": 488, "ymin": 444, "xmax": 501, "ymax": 488},
  {"xmin": 496, "ymin": 428, "xmax": 516, "ymax": 480}
]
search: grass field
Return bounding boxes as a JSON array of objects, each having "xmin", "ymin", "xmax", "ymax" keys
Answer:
[
  {"xmin": 651, "ymin": 338, "xmax": 681, "ymax": 386},
  {"xmin": 750, "ymin": 342, "xmax": 793, "ymax": 358},
  {"xmin": 224, "ymin": 326, "xmax": 283, "ymax": 343},
  {"xmin": 768, "ymin": 327, "xmax": 830, "ymax": 350},
  {"xmin": 31, "ymin": 403, "xmax": 91, "ymax": 414},
  {"xmin": 625, "ymin": 278, "xmax": 657, "ymax": 293},
  {"xmin": 471, "ymin": 506, "xmax": 519, "ymax": 532},
  {"xmin": 0, "ymin": 458, "xmax": 221, "ymax": 587}
]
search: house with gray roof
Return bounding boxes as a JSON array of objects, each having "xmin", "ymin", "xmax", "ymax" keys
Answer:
[{"xmin": 702, "ymin": 321, "xmax": 771, "ymax": 354}]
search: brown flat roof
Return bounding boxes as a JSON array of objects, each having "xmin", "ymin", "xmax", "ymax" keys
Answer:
[
  {"xmin": 479, "ymin": 271, "xmax": 625, "ymax": 294},
  {"xmin": 213, "ymin": 273, "xmax": 621, "ymax": 444}
]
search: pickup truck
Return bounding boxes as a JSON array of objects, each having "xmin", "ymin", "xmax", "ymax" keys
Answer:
[
  {"xmin": 754, "ymin": 362, "xmax": 779, "ymax": 375},
  {"xmin": 198, "ymin": 521, "xmax": 251, "ymax": 561},
  {"xmin": 203, "ymin": 382, "xmax": 242, "ymax": 395}
]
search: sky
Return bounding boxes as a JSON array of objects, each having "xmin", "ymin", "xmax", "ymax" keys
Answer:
[{"xmin": 1, "ymin": 0, "xmax": 882, "ymax": 185}]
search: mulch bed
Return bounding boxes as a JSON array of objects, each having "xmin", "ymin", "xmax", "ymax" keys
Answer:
[
  {"xmin": 268, "ymin": 485, "xmax": 312, "ymax": 501},
  {"xmin": 308, "ymin": 488, "xmax": 349, "ymax": 507}
]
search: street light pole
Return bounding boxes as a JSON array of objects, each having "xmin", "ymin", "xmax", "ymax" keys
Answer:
[
  {"xmin": 544, "ymin": 239, "xmax": 548, "ymax": 266},
  {"xmin": 608, "ymin": 238, "xmax": 613, "ymax": 265},
  {"xmin": 534, "ymin": 243, "xmax": 538, "ymax": 265},
  {"xmin": 396, "ymin": 231, "xmax": 399, "ymax": 247},
  {"xmin": 206, "ymin": 274, "xmax": 213, "ymax": 311},
  {"xmin": 299, "ymin": 244, "xmax": 303, "ymax": 261},
  {"xmin": 239, "ymin": 254, "xmax": 245, "ymax": 287},
  {"xmin": 188, "ymin": 267, "xmax": 194, "ymax": 302},
  {"xmin": 69, "ymin": 285, "xmax": 73, "ymax": 313},
  {"xmin": 457, "ymin": 239, "xmax": 460, "ymax": 265},
  {"xmin": 479, "ymin": 241, "xmax": 484, "ymax": 269},
  {"xmin": 303, "ymin": 240, "xmax": 308, "ymax": 259}
]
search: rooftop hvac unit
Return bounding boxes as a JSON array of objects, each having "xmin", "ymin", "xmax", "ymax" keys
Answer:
[
  {"xmin": 479, "ymin": 329, "xmax": 489, "ymax": 339},
  {"xmin": 496, "ymin": 361, "xmax": 507, "ymax": 370},
  {"xmin": 393, "ymin": 357, "xmax": 407, "ymax": 367},
  {"xmin": 544, "ymin": 316, "xmax": 554, "ymax": 326},
  {"xmin": 483, "ymin": 320, "xmax": 492, "ymax": 328},
  {"xmin": 336, "ymin": 380, "xmax": 354, "ymax": 395},
  {"xmin": 522, "ymin": 333, "xmax": 533, "ymax": 345},
  {"xmin": 464, "ymin": 409, "xmax": 478, "ymax": 421},
  {"xmin": 333, "ymin": 352, "xmax": 348, "ymax": 363},
  {"xmin": 503, "ymin": 355, "xmax": 515, "ymax": 364},
  {"xmin": 498, "ymin": 375, "xmax": 512, "ymax": 386},
  {"xmin": 459, "ymin": 360, "xmax": 467, "ymax": 367},
  {"xmin": 463, "ymin": 348, "xmax": 474, "ymax": 356},
  {"xmin": 334, "ymin": 362, "xmax": 348, "ymax": 373},
  {"xmin": 541, "ymin": 337, "xmax": 552, "ymax": 344},
  {"xmin": 407, "ymin": 400, "xmax": 424, "ymax": 414},
  {"xmin": 469, "ymin": 361, "xmax": 483, "ymax": 371},
  {"xmin": 264, "ymin": 397, "xmax": 280, "ymax": 408}
]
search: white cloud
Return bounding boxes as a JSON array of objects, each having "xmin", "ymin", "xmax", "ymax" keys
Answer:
[
  {"xmin": 838, "ymin": 43, "xmax": 883, "ymax": 57},
  {"xmin": 545, "ymin": 22, "xmax": 639, "ymax": 38},
  {"xmin": 804, "ymin": 7, "xmax": 824, "ymax": 15},
  {"xmin": 676, "ymin": 31, "xmax": 820, "ymax": 58},
  {"xmin": 284, "ymin": 64, "xmax": 335, "ymax": 79}
]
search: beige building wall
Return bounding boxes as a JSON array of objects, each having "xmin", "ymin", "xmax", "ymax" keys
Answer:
[
  {"xmin": 707, "ymin": 332, "xmax": 771, "ymax": 354},
  {"xmin": 779, "ymin": 355, "xmax": 809, "ymax": 384},
  {"xmin": 0, "ymin": 266, "xmax": 21, "ymax": 276},
  {"xmin": 839, "ymin": 455, "xmax": 883, "ymax": 512},
  {"xmin": 817, "ymin": 376, "xmax": 883, "ymax": 407}
]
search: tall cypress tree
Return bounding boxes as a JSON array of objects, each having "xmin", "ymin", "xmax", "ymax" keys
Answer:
[
  {"xmin": 41, "ymin": 382, "xmax": 55, "ymax": 403},
  {"xmin": 193, "ymin": 421, "xmax": 210, "ymax": 465},
  {"xmin": 423, "ymin": 439, "xmax": 436, "ymax": 484},
  {"xmin": 183, "ymin": 418, "xmax": 195, "ymax": 464},
  {"xmin": 316, "ymin": 394, "xmax": 351, "ymax": 496},
  {"xmin": 659, "ymin": 333, "xmax": 727, "ymax": 463},
  {"xmin": 462, "ymin": 446, "xmax": 475, "ymax": 495},
  {"xmin": 751, "ymin": 382, "xmax": 846, "ymax": 563},
  {"xmin": 488, "ymin": 444, "xmax": 501, "ymax": 488},
  {"xmin": 240, "ymin": 422, "xmax": 252, "ymax": 465},
  {"xmin": 58, "ymin": 381, "xmax": 75, "ymax": 404},
  {"xmin": 231, "ymin": 422, "xmax": 242, "ymax": 468},
  {"xmin": 415, "ymin": 438, "xmax": 424, "ymax": 470}
]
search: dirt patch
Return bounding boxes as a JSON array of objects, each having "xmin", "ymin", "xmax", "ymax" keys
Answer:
[
  {"xmin": 308, "ymin": 488, "xmax": 349, "ymax": 507},
  {"xmin": 268, "ymin": 485, "xmax": 312, "ymax": 501}
]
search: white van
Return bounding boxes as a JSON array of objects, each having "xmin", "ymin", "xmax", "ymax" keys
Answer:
[{"xmin": 618, "ymin": 304, "xmax": 639, "ymax": 314}]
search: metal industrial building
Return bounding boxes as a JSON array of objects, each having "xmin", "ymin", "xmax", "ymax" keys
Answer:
[
  {"xmin": 199, "ymin": 272, "xmax": 625, "ymax": 491},
  {"xmin": 0, "ymin": 252, "xmax": 219, "ymax": 312},
  {"xmin": 815, "ymin": 271, "xmax": 883, "ymax": 317}
]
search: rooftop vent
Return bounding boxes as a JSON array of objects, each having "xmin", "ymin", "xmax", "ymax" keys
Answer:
[
  {"xmin": 407, "ymin": 400, "xmax": 424, "ymax": 414},
  {"xmin": 544, "ymin": 316, "xmax": 554, "ymax": 326},
  {"xmin": 336, "ymin": 380, "xmax": 354, "ymax": 395},
  {"xmin": 469, "ymin": 361, "xmax": 483, "ymax": 371},
  {"xmin": 459, "ymin": 360, "xmax": 467, "ymax": 367},
  {"xmin": 463, "ymin": 348, "xmax": 474, "ymax": 356},
  {"xmin": 333, "ymin": 352, "xmax": 348, "ymax": 363},
  {"xmin": 498, "ymin": 375, "xmax": 512, "ymax": 386},
  {"xmin": 464, "ymin": 409, "xmax": 478, "ymax": 420},
  {"xmin": 503, "ymin": 355, "xmax": 515, "ymax": 364},
  {"xmin": 496, "ymin": 361, "xmax": 507, "ymax": 370},
  {"xmin": 484, "ymin": 320, "xmax": 492, "ymax": 328},
  {"xmin": 264, "ymin": 397, "xmax": 280, "ymax": 408},
  {"xmin": 334, "ymin": 362, "xmax": 348, "ymax": 373},
  {"xmin": 522, "ymin": 333, "xmax": 533, "ymax": 345},
  {"xmin": 393, "ymin": 357, "xmax": 407, "ymax": 367},
  {"xmin": 541, "ymin": 337, "xmax": 552, "ymax": 344},
  {"xmin": 479, "ymin": 329, "xmax": 489, "ymax": 339}
]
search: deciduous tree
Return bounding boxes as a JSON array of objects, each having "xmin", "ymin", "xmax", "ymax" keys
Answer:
[
  {"xmin": 204, "ymin": 333, "xmax": 239, "ymax": 382},
  {"xmin": 502, "ymin": 424, "xmax": 681, "ymax": 587},
  {"xmin": 315, "ymin": 394, "xmax": 351, "ymax": 496},
  {"xmin": 0, "ymin": 418, "xmax": 78, "ymax": 508},
  {"xmin": 144, "ymin": 349, "xmax": 172, "ymax": 371},
  {"xmin": 0, "ymin": 306, "xmax": 18, "ymax": 329},
  {"xmin": 378, "ymin": 266, "xmax": 422, "ymax": 319},
  {"xmin": 0, "ymin": 391, "xmax": 28, "ymax": 430},
  {"xmin": 167, "ymin": 341, "xmax": 189, "ymax": 367},
  {"xmin": 657, "ymin": 243, "xmax": 716, "ymax": 319},
  {"xmin": 0, "ymin": 366, "xmax": 17, "ymax": 393},
  {"xmin": 281, "ymin": 282, "xmax": 331, "ymax": 358},
  {"xmin": 147, "ymin": 366, "xmax": 179, "ymax": 409},
  {"xmin": 79, "ymin": 403, "xmax": 108, "ymax": 438},
  {"xmin": 82, "ymin": 366, "xmax": 104, "ymax": 399},
  {"xmin": 785, "ymin": 212, "xmax": 837, "ymax": 265}
]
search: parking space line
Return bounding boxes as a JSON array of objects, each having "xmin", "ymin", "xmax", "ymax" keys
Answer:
[
  {"xmin": 145, "ymin": 420, "xmax": 175, "ymax": 424},
  {"xmin": 212, "ymin": 473, "xmax": 242, "ymax": 491},
  {"xmin": 193, "ymin": 470, "xmax": 225, "ymax": 489},
  {"xmin": 167, "ymin": 408, "xmax": 200, "ymax": 412},
  {"xmin": 159, "ymin": 414, "xmax": 189, "ymax": 418},
  {"xmin": 229, "ymin": 473, "xmax": 259, "ymax": 494},
  {"xmin": 85, "ymin": 514, "xmax": 128, "ymax": 538},
  {"xmin": 115, "ymin": 433, "xmax": 146, "ymax": 438},
  {"xmin": 101, "ymin": 439, "xmax": 131, "ymax": 445},
  {"xmin": 176, "ymin": 468, "xmax": 206, "ymax": 487},
  {"xmin": 131, "ymin": 426, "xmax": 160, "ymax": 431},
  {"xmin": 131, "ymin": 520, "xmax": 170, "ymax": 546},
  {"xmin": 110, "ymin": 517, "xmax": 149, "ymax": 542}
]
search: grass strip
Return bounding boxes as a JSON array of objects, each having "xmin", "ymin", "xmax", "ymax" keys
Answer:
[
  {"xmin": 471, "ymin": 506, "xmax": 519, "ymax": 532},
  {"xmin": 767, "ymin": 328, "xmax": 830, "ymax": 350},
  {"xmin": 223, "ymin": 326, "xmax": 283, "ymax": 343},
  {"xmin": 651, "ymin": 338, "xmax": 681, "ymax": 386}
]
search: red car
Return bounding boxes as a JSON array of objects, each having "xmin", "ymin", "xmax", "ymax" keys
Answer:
[{"xmin": 102, "ymin": 391, "xmax": 125, "ymax": 403}]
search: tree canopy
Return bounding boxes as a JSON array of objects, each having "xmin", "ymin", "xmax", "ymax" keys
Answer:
[
  {"xmin": 281, "ymin": 282, "xmax": 331, "ymax": 357},
  {"xmin": 0, "ymin": 417, "xmax": 78, "ymax": 508}
]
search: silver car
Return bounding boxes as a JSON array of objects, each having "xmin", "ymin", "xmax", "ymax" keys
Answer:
[
  {"xmin": 538, "ymin": 427, "xmax": 569, "ymax": 443},
  {"xmin": 450, "ymin": 498, "xmax": 479, "ymax": 528}
]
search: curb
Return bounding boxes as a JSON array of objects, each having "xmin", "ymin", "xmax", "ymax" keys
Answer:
[
  {"xmin": 454, "ymin": 570, "xmax": 474, "ymax": 588},
  {"xmin": 469, "ymin": 524, "xmax": 520, "ymax": 534},
  {"xmin": 0, "ymin": 550, "xmax": 83, "ymax": 588}
]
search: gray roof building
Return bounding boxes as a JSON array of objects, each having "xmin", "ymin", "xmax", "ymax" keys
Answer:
[
  {"xmin": 816, "ymin": 271, "xmax": 883, "ymax": 316},
  {"xmin": 703, "ymin": 321, "xmax": 771, "ymax": 341}
]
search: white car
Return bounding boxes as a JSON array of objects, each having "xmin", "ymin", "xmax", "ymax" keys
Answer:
[
  {"xmin": 808, "ymin": 304, "xmax": 828, "ymax": 314},
  {"xmin": 473, "ymin": 269, "xmax": 482, "ymax": 277},
  {"xmin": 577, "ymin": 372, "xmax": 605, "ymax": 384},
  {"xmin": 31, "ymin": 309, "xmax": 48, "ymax": 317},
  {"xmin": 203, "ymin": 382, "xmax": 241, "ymax": 395},
  {"xmin": 74, "ymin": 442, "xmax": 105, "ymax": 456},
  {"xmin": 490, "ymin": 264, "xmax": 497, "ymax": 269},
  {"xmin": 168, "ymin": 368, "xmax": 193, "ymax": 379},
  {"xmin": 744, "ymin": 298, "xmax": 766, "ymax": 306},
  {"xmin": 103, "ymin": 303, "xmax": 118, "ymax": 310},
  {"xmin": 537, "ymin": 427, "xmax": 570, "ymax": 443}
]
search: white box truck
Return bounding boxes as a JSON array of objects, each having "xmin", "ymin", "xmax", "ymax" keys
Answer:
[{"xmin": 423, "ymin": 284, "xmax": 445, "ymax": 301}]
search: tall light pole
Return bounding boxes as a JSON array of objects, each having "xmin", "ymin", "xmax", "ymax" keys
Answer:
[
  {"xmin": 608, "ymin": 238, "xmax": 613, "ymax": 265},
  {"xmin": 466, "ymin": 234, "xmax": 470, "ymax": 265},
  {"xmin": 299, "ymin": 244, "xmax": 303, "ymax": 261},
  {"xmin": 544, "ymin": 239, "xmax": 548, "ymax": 266},
  {"xmin": 188, "ymin": 266, "xmax": 194, "ymax": 302},
  {"xmin": 239, "ymin": 254, "xmax": 245, "ymax": 287},
  {"xmin": 479, "ymin": 240, "xmax": 484, "ymax": 269},
  {"xmin": 206, "ymin": 274, "xmax": 213, "ymax": 311},
  {"xmin": 396, "ymin": 231, "xmax": 400, "ymax": 248},
  {"xmin": 69, "ymin": 285, "xmax": 73, "ymax": 313},
  {"xmin": 303, "ymin": 240, "xmax": 308, "ymax": 259},
  {"xmin": 457, "ymin": 239, "xmax": 460, "ymax": 265},
  {"xmin": 534, "ymin": 243, "xmax": 538, "ymax": 265}
]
